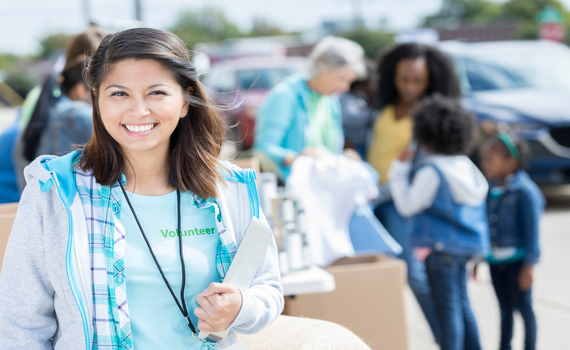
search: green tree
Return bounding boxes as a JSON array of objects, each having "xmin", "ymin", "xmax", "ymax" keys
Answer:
[
  {"xmin": 169, "ymin": 9, "xmax": 243, "ymax": 47},
  {"xmin": 3, "ymin": 71, "xmax": 35, "ymax": 99},
  {"xmin": 499, "ymin": 0, "xmax": 570, "ymax": 42},
  {"xmin": 248, "ymin": 17, "xmax": 285, "ymax": 37},
  {"xmin": 0, "ymin": 53, "xmax": 18, "ymax": 71},
  {"xmin": 338, "ymin": 26, "xmax": 394, "ymax": 59},
  {"xmin": 422, "ymin": 0, "xmax": 502, "ymax": 27},
  {"xmin": 38, "ymin": 33, "xmax": 71, "ymax": 58}
]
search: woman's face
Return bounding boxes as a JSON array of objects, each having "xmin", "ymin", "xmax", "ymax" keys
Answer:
[
  {"xmin": 394, "ymin": 57, "xmax": 429, "ymax": 104},
  {"xmin": 311, "ymin": 65, "xmax": 358, "ymax": 96},
  {"xmin": 98, "ymin": 59, "xmax": 189, "ymax": 160}
]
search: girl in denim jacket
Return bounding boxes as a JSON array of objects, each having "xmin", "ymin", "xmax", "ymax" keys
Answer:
[
  {"xmin": 389, "ymin": 95, "xmax": 489, "ymax": 350},
  {"xmin": 482, "ymin": 133, "xmax": 544, "ymax": 350}
]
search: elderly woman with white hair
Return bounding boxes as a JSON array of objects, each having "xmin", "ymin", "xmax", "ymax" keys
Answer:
[{"xmin": 254, "ymin": 36, "xmax": 366, "ymax": 181}]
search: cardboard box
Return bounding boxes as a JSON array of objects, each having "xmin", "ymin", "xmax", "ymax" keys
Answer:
[
  {"xmin": 0, "ymin": 203, "xmax": 18, "ymax": 273},
  {"xmin": 283, "ymin": 254, "xmax": 408, "ymax": 350},
  {"xmin": 0, "ymin": 202, "xmax": 18, "ymax": 215}
]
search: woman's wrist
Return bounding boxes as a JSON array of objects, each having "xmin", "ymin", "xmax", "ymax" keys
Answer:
[{"xmin": 283, "ymin": 154, "xmax": 297, "ymax": 166}]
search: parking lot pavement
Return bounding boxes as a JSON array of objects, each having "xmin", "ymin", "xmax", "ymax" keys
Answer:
[{"xmin": 407, "ymin": 192, "xmax": 570, "ymax": 350}]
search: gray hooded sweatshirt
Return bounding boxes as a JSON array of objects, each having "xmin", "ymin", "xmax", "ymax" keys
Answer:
[{"xmin": 0, "ymin": 153, "xmax": 283, "ymax": 349}]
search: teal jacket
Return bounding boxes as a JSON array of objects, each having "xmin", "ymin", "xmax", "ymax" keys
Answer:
[{"xmin": 254, "ymin": 74, "xmax": 344, "ymax": 180}]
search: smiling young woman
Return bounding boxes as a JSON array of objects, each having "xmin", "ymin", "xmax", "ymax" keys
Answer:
[{"xmin": 0, "ymin": 28, "xmax": 283, "ymax": 350}]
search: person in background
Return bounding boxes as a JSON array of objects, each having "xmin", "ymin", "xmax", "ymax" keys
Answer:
[
  {"xmin": 339, "ymin": 60, "xmax": 374, "ymax": 158},
  {"xmin": 389, "ymin": 95, "xmax": 489, "ymax": 350},
  {"xmin": 15, "ymin": 25, "xmax": 104, "ymax": 131},
  {"xmin": 254, "ymin": 36, "xmax": 366, "ymax": 181},
  {"xmin": 481, "ymin": 133, "xmax": 543, "ymax": 350},
  {"xmin": 13, "ymin": 26, "xmax": 104, "ymax": 190},
  {"xmin": 366, "ymin": 43, "xmax": 461, "ymax": 342}
]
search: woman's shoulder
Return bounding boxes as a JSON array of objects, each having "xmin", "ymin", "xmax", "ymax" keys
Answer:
[
  {"xmin": 18, "ymin": 153, "xmax": 79, "ymax": 218},
  {"xmin": 265, "ymin": 74, "xmax": 308, "ymax": 100},
  {"xmin": 25, "ymin": 151, "xmax": 83, "ymax": 201},
  {"xmin": 218, "ymin": 161, "xmax": 256, "ymax": 184}
]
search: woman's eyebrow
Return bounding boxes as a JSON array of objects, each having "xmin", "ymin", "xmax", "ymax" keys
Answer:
[
  {"xmin": 104, "ymin": 84, "xmax": 128, "ymax": 91},
  {"xmin": 148, "ymin": 83, "xmax": 173, "ymax": 89}
]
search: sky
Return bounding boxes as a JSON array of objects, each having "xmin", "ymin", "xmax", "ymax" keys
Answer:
[
  {"xmin": 2, "ymin": 0, "xmax": 570, "ymax": 55},
  {"xmin": 0, "ymin": 0, "xmax": 444, "ymax": 54}
]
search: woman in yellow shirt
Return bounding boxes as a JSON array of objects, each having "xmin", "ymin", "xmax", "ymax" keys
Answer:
[{"xmin": 366, "ymin": 43, "xmax": 461, "ymax": 344}]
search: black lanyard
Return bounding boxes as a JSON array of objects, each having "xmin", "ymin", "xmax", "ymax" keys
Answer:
[{"xmin": 119, "ymin": 183, "xmax": 198, "ymax": 335}]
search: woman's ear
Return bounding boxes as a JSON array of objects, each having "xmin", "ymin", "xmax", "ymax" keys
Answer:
[
  {"xmin": 180, "ymin": 102, "xmax": 190, "ymax": 119},
  {"xmin": 180, "ymin": 87, "xmax": 193, "ymax": 119}
]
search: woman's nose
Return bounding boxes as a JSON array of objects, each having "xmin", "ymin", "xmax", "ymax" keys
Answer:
[{"xmin": 129, "ymin": 96, "xmax": 150, "ymax": 118}]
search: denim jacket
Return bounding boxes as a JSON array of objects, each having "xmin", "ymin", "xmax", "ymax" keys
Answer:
[
  {"xmin": 487, "ymin": 170, "xmax": 544, "ymax": 265},
  {"xmin": 36, "ymin": 95, "xmax": 93, "ymax": 157},
  {"xmin": 409, "ymin": 163, "xmax": 490, "ymax": 257}
]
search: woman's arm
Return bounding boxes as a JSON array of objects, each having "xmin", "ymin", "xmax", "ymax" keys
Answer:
[
  {"xmin": 0, "ymin": 181, "xmax": 59, "ymax": 349},
  {"xmin": 194, "ymin": 232, "xmax": 283, "ymax": 335},
  {"xmin": 388, "ymin": 159, "xmax": 440, "ymax": 218},
  {"xmin": 254, "ymin": 89, "xmax": 298, "ymax": 166},
  {"xmin": 193, "ymin": 209, "xmax": 283, "ymax": 335},
  {"xmin": 225, "ymin": 211, "xmax": 283, "ymax": 335}
]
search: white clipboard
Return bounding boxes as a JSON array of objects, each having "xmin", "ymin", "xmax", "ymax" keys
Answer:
[{"xmin": 199, "ymin": 216, "xmax": 274, "ymax": 342}]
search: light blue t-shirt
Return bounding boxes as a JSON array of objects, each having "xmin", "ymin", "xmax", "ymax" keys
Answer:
[{"xmin": 121, "ymin": 190, "xmax": 220, "ymax": 349}]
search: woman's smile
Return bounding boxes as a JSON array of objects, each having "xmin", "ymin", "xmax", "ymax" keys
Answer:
[{"xmin": 122, "ymin": 123, "xmax": 159, "ymax": 135}]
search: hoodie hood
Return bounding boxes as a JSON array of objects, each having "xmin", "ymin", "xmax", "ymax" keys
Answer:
[
  {"xmin": 24, "ymin": 155, "xmax": 55, "ymax": 185},
  {"xmin": 24, "ymin": 151, "xmax": 81, "ymax": 207},
  {"xmin": 423, "ymin": 155, "xmax": 488, "ymax": 206}
]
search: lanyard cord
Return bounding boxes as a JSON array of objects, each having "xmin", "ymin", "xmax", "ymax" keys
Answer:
[{"xmin": 119, "ymin": 183, "xmax": 198, "ymax": 335}]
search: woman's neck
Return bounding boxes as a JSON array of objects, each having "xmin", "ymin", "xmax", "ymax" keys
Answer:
[
  {"xmin": 306, "ymin": 77, "xmax": 325, "ymax": 95},
  {"xmin": 394, "ymin": 99, "xmax": 418, "ymax": 120},
  {"xmin": 122, "ymin": 150, "xmax": 173, "ymax": 196}
]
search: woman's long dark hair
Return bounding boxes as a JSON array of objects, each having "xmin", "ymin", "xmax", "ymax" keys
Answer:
[
  {"xmin": 79, "ymin": 28, "xmax": 226, "ymax": 200},
  {"xmin": 372, "ymin": 43, "xmax": 461, "ymax": 110}
]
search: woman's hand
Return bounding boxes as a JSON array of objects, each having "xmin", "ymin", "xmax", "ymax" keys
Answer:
[
  {"xmin": 344, "ymin": 148, "xmax": 362, "ymax": 162},
  {"xmin": 413, "ymin": 247, "xmax": 432, "ymax": 263},
  {"xmin": 283, "ymin": 147, "xmax": 322, "ymax": 166},
  {"xmin": 194, "ymin": 283, "xmax": 243, "ymax": 332},
  {"xmin": 397, "ymin": 149, "xmax": 415, "ymax": 162},
  {"xmin": 518, "ymin": 264, "xmax": 534, "ymax": 291}
]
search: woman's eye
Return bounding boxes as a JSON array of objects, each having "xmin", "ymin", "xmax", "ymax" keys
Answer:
[
  {"xmin": 111, "ymin": 91, "xmax": 127, "ymax": 97},
  {"xmin": 149, "ymin": 90, "xmax": 167, "ymax": 96}
]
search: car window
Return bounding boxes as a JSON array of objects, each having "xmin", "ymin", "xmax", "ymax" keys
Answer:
[
  {"xmin": 202, "ymin": 66, "xmax": 237, "ymax": 92},
  {"xmin": 237, "ymin": 68, "xmax": 300, "ymax": 90},
  {"xmin": 450, "ymin": 44, "xmax": 570, "ymax": 92},
  {"xmin": 462, "ymin": 57, "xmax": 528, "ymax": 92}
]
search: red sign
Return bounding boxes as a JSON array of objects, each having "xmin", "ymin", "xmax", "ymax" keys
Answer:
[{"xmin": 539, "ymin": 22, "xmax": 566, "ymax": 42}]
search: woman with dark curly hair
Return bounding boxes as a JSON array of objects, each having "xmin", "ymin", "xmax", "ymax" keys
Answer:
[
  {"xmin": 389, "ymin": 94, "xmax": 489, "ymax": 350},
  {"xmin": 366, "ymin": 43, "xmax": 461, "ymax": 342}
]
